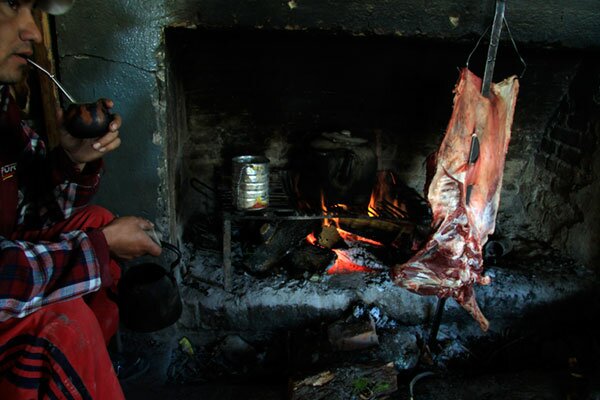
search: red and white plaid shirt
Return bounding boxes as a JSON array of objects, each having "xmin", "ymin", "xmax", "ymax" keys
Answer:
[{"xmin": 0, "ymin": 85, "xmax": 107, "ymax": 321}]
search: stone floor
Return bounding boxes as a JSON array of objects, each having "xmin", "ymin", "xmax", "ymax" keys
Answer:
[
  {"xmin": 122, "ymin": 368, "xmax": 600, "ymax": 400},
  {"xmin": 122, "ymin": 382, "xmax": 285, "ymax": 400}
]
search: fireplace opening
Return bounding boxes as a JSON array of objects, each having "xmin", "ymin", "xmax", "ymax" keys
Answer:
[
  {"xmin": 164, "ymin": 26, "xmax": 598, "ymax": 264},
  {"xmin": 136, "ymin": 26, "xmax": 600, "ymax": 397}
]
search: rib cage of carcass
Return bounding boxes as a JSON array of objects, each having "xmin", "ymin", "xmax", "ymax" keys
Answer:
[{"xmin": 392, "ymin": 68, "xmax": 519, "ymax": 331}]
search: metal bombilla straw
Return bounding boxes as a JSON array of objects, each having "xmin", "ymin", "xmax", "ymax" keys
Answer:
[
  {"xmin": 27, "ymin": 58, "xmax": 77, "ymax": 104},
  {"xmin": 28, "ymin": 59, "xmax": 114, "ymax": 139}
]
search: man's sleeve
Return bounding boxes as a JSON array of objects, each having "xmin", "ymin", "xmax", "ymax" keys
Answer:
[
  {"xmin": 0, "ymin": 231, "xmax": 104, "ymax": 321},
  {"xmin": 48, "ymin": 147, "xmax": 104, "ymax": 218},
  {"xmin": 21, "ymin": 147, "xmax": 105, "ymax": 228}
]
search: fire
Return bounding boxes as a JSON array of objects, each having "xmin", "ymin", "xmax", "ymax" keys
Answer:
[
  {"xmin": 368, "ymin": 171, "xmax": 403, "ymax": 216},
  {"xmin": 304, "ymin": 189, "xmax": 388, "ymax": 274},
  {"xmin": 306, "ymin": 232, "xmax": 318, "ymax": 246}
]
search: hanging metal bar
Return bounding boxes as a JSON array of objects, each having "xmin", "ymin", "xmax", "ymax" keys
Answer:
[{"xmin": 481, "ymin": 0, "xmax": 507, "ymax": 98}]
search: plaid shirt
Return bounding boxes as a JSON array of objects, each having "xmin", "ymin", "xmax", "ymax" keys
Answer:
[{"xmin": 0, "ymin": 85, "xmax": 105, "ymax": 321}]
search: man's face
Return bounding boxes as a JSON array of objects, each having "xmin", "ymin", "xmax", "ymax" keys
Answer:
[{"xmin": 0, "ymin": 0, "xmax": 42, "ymax": 84}]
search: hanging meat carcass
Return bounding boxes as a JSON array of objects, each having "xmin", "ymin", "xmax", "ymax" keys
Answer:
[{"xmin": 391, "ymin": 68, "xmax": 519, "ymax": 331}]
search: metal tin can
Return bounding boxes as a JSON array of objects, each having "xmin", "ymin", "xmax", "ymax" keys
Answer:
[{"xmin": 232, "ymin": 155, "xmax": 269, "ymax": 210}]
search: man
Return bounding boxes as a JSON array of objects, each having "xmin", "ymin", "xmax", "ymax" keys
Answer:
[{"xmin": 0, "ymin": 1, "xmax": 162, "ymax": 398}]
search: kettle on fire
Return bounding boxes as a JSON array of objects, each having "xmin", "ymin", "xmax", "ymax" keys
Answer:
[{"xmin": 297, "ymin": 130, "xmax": 377, "ymax": 208}]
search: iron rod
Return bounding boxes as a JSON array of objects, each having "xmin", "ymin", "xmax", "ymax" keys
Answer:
[
  {"xmin": 481, "ymin": 0, "xmax": 506, "ymax": 98},
  {"xmin": 428, "ymin": 297, "xmax": 447, "ymax": 350},
  {"xmin": 223, "ymin": 219, "xmax": 232, "ymax": 292}
]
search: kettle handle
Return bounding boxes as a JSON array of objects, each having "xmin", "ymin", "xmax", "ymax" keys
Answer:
[{"xmin": 160, "ymin": 240, "xmax": 182, "ymax": 271}]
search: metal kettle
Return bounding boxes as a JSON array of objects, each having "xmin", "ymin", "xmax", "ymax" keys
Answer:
[
  {"xmin": 118, "ymin": 241, "xmax": 183, "ymax": 333},
  {"xmin": 300, "ymin": 130, "xmax": 377, "ymax": 207}
]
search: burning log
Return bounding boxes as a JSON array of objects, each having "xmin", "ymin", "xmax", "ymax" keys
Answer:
[
  {"xmin": 243, "ymin": 219, "xmax": 317, "ymax": 274},
  {"xmin": 338, "ymin": 218, "xmax": 414, "ymax": 246},
  {"xmin": 288, "ymin": 242, "xmax": 336, "ymax": 275},
  {"xmin": 316, "ymin": 224, "xmax": 344, "ymax": 249}
]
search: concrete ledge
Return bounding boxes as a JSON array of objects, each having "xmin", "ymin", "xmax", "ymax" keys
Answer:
[{"xmin": 183, "ymin": 254, "xmax": 598, "ymax": 339}]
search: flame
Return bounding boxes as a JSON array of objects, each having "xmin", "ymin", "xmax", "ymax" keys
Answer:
[
  {"xmin": 306, "ymin": 232, "xmax": 318, "ymax": 245},
  {"xmin": 368, "ymin": 171, "xmax": 402, "ymax": 216},
  {"xmin": 306, "ymin": 182, "xmax": 399, "ymax": 274},
  {"xmin": 320, "ymin": 191, "xmax": 330, "ymax": 226},
  {"xmin": 319, "ymin": 191, "xmax": 341, "ymax": 230}
]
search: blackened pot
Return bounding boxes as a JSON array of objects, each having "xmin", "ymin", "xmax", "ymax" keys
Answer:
[
  {"xmin": 118, "ymin": 241, "xmax": 182, "ymax": 333},
  {"xmin": 299, "ymin": 130, "xmax": 377, "ymax": 208}
]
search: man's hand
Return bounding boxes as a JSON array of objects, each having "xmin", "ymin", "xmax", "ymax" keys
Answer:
[
  {"xmin": 59, "ymin": 99, "xmax": 122, "ymax": 169},
  {"xmin": 101, "ymin": 217, "xmax": 162, "ymax": 260}
]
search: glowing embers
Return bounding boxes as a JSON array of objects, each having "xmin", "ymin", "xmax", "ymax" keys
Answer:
[{"xmin": 306, "ymin": 224, "xmax": 386, "ymax": 275}]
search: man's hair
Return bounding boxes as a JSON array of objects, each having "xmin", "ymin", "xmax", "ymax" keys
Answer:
[{"xmin": 37, "ymin": 0, "xmax": 74, "ymax": 16}]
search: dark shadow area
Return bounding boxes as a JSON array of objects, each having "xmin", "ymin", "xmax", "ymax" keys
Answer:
[{"xmin": 166, "ymin": 26, "xmax": 583, "ymax": 164}]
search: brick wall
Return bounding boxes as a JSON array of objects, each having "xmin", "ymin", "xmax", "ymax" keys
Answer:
[{"xmin": 537, "ymin": 59, "xmax": 599, "ymax": 191}]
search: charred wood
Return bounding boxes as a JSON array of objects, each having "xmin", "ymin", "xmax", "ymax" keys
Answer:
[
  {"xmin": 338, "ymin": 218, "xmax": 414, "ymax": 246},
  {"xmin": 286, "ymin": 242, "xmax": 335, "ymax": 277},
  {"xmin": 243, "ymin": 219, "xmax": 317, "ymax": 274}
]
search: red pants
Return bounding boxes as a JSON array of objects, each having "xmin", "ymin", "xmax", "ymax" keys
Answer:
[{"xmin": 0, "ymin": 206, "xmax": 125, "ymax": 399}]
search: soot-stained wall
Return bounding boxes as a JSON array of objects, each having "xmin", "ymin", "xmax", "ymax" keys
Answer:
[{"xmin": 55, "ymin": 1, "xmax": 167, "ymax": 222}]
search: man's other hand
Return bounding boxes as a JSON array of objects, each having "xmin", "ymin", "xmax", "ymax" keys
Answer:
[
  {"xmin": 59, "ymin": 99, "xmax": 122, "ymax": 167},
  {"xmin": 100, "ymin": 216, "xmax": 162, "ymax": 260}
]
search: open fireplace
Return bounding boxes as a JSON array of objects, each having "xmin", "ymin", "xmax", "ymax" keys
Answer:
[
  {"xmin": 164, "ymin": 26, "xmax": 599, "ymax": 262},
  {"xmin": 122, "ymin": 16, "xmax": 600, "ymax": 399}
]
